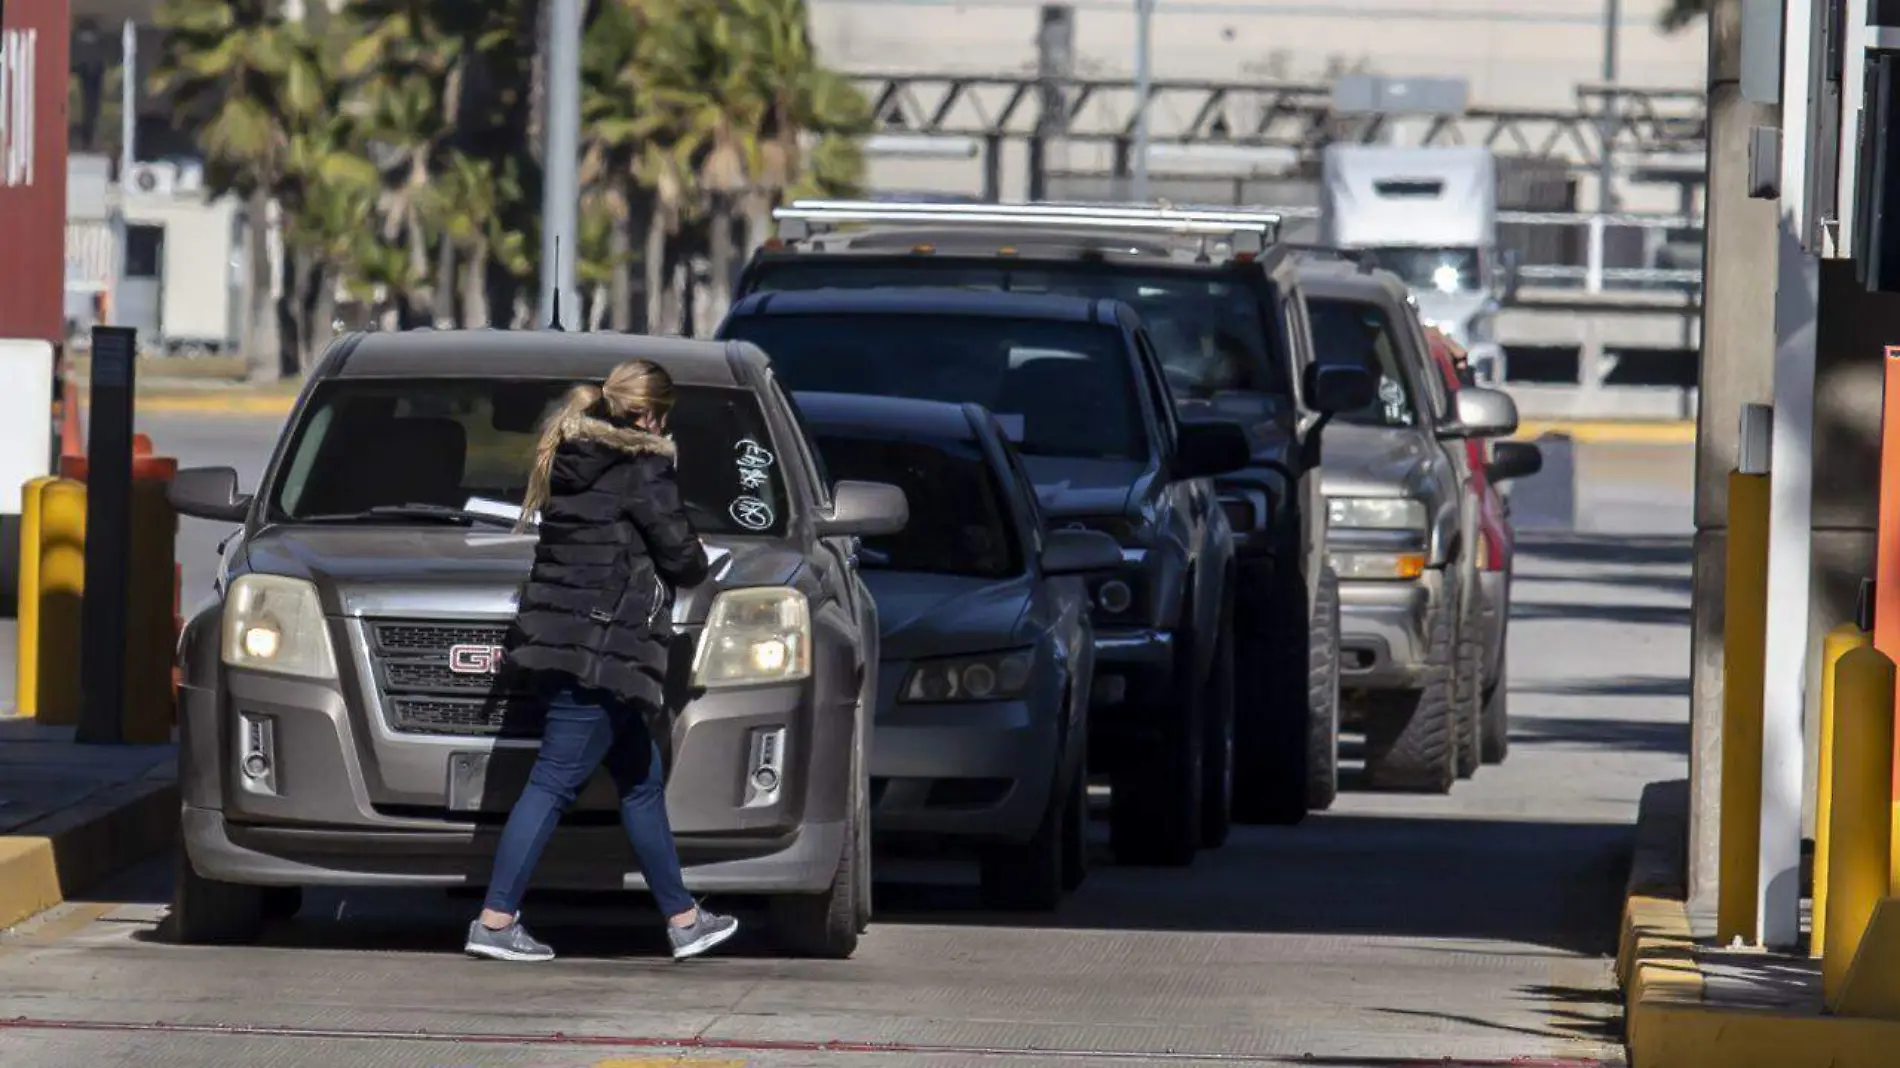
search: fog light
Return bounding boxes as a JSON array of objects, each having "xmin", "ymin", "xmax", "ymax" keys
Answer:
[
  {"xmin": 243, "ymin": 753, "xmax": 270, "ymax": 779},
  {"xmin": 1096, "ymin": 579, "xmax": 1134, "ymax": 614},
  {"xmin": 237, "ymin": 713, "xmax": 278, "ymax": 795},
  {"xmin": 744, "ymin": 726, "xmax": 788, "ymax": 808},
  {"xmin": 752, "ymin": 767, "xmax": 780, "ymax": 793}
]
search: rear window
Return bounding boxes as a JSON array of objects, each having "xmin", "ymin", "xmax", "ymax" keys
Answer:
[
  {"xmin": 269, "ymin": 378, "xmax": 791, "ymax": 536},
  {"xmin": 745, "ymin": 258, "xmax": 1288, "ymax": 400},
  {"xmin": 722, "ymin": 312, "xmax": 1149, "ymax": 462},
  {"xmin": 1306, "ymin": 297, "xmax": 1416, "ymax": 429},
  {"xmin": 810, "ymin": 431, "xmax": 1023, "ymax": 579}
]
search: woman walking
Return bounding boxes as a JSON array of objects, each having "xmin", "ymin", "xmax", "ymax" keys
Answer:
[{"xmin": 465, "ymin": 359, "xmax": 739, "ymax": 963}]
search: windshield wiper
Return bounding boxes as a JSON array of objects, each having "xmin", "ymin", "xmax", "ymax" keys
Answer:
[{"xmin": 294, "ymin": 503, "xmax": 526, "ymax": 529}]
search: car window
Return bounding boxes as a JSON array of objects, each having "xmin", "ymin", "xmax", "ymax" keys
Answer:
[
  {"xmin": 1306, "ymin": 297, "xmax": 1416, "ymax": 428},
  {"xmin": 809, "ymin": 431, "xmax": 1024, "ymax": 579},
  {"xmin": 1001, "ymin": 441, "xmax": 1047, "ymax": 554},
  {"xmin": 269, "ymin": 378, "xmax": 790, "ymax": 536},
  {"xmin": 745, "ymin": 259, "xmax": 1284, "ymax": 398},
  {"xmin": 721, "ymin": 313, "xmax": 1149, "ymax": 462},
  {"xmin": 764, "ymin": 374, "xmax": 830, "ymax": 509}
]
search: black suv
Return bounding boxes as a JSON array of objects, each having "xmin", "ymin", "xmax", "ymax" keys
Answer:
[
  {"xmin": 716, "ymin": 287, "xmax": 1251, "ymax": 865},
  {"xmin": 732, "ymin": 201, "xmax": 1376, "ymax": 823}
]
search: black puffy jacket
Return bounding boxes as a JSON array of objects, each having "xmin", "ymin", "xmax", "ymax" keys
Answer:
[{"xmin": 506, "ymin": 415, "xmax": 711, "ymax": 709}]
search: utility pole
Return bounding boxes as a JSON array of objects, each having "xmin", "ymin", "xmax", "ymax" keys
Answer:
[
  {"xmin": 1131, "ymin": 0, "xmax": 1154, "ymax": 203},
  {"xmin": 538, "ymin": 0, "xmax": 581, "ymax": 327},
  {"xmin": 1599, "ymin": 0, "xmax": 1619, "ymax": 213},
  {"xmin": 109, "ymin": 19, "xmax": 134, "ymax": 328}
]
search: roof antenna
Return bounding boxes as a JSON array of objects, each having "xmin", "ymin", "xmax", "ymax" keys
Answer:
[{"xmin": 547, "ymin": 236, "xmax": 565, "ymax": 331}]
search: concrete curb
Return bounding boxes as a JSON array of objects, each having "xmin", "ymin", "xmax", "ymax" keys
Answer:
[
  {"xmin": 0, "ymin": 773, "xmax": 177, "ymax": 931},
  {"xmin": 1618, "ymin": 777, "xmax": 1900, "ymax": 1067}
]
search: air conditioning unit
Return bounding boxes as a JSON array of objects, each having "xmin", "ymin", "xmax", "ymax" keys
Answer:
[
  {"xmin": 126, "ymin": 161, "xmax": 178, "ymax": 196},
  {"xmin": 176, "ymin": 161, "xmax": 206, "ymax": 193}
]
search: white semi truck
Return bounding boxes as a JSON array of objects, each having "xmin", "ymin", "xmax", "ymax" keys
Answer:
[{"xmin": 1317, "ymin": 144, "xmax": 1517, "ymax": 382}]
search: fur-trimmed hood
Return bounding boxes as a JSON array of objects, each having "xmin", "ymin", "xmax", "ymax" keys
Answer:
[{"xmin": 558, "ymin": 413, "xmax": 677, "ymax": 460}]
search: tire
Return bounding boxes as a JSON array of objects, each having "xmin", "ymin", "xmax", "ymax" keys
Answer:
[
  {"xmin": 979, "ymin": 769, "xmax": 1068, "ymax": 912},
  {"xmin": 1233, "ymin": 559, "xmax": 1317, "ymax": 826},
  {"xmin": 1452, "ymin": 602, "xmax": 1483, "ymax": 780},
  {"xmin": 1109, "ymin": 631, "xmax": 1204, "ymax": 867},
  {"xmin": 1306, "ymin": 569, "xmax": 1342, "ymax": 812},
  {"xmin": 1481, "ymin": 650, "xmax": 1510, "ymax": 765},
  {"xmin": 1060, "ymin": 762, "xmax": 1091, "ymax": 893},
  {"xmin": 771, "ymin": 753, "xmax": 865, "ymax": 958},
  {"xmin": 166, "ymin": 845, "xmax": 265, "ymax": 945},
  {"xmin": 1198, "ymin": 600, "xmax": 1236, "ymax": 850},
  {"xmin": 1362, "ymin": 588, "xmax": 1459, "ymax": 794}
]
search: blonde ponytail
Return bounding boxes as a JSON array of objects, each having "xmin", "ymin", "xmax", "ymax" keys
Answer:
[{"xmin": 516, "ymin": 383, "xmax": 602, "ymax": 532}]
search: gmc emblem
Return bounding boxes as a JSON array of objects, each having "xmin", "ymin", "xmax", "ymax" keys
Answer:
[{"xmin": 447, "ymin": 644, "xmax": 506, "ymax": 675}]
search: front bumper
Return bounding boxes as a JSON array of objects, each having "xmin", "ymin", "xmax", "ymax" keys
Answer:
[
  {"xmin": 868, "ymin": 694, "xmax": 1059, "ymax": 845},
  {"xmin": 1083, "ymin": 627, "xmax": 1177, "ymax": 738},
  {"xmin": 1337, "ymin": 568, "xmax": 1447, "ymax": 691}
]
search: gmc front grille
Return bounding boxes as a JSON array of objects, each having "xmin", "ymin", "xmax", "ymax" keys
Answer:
[{"xmin": 367, "ymin": 620, "xmax": 537, "ymax": 737}]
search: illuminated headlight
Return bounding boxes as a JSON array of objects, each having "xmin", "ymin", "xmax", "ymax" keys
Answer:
[
  {"xmin": 220, "ymin": 574, "xmax": 337, "ymax": 680},
  {"xmin": 692, "ymin": 587, "xmax": 812, "ymax": 688},
  {"xmin": 1327, "ymin": 497, "xmax": 1428, "ymax": 532},
  {"xmin": 1328, "ymin": 551, "xmax": 1428, "ymax": 581},
  {"xmin": 901, "ymin": 649, "xmax": 1034, "ymax": 703}
]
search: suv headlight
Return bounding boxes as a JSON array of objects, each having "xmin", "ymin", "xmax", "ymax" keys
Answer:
[
  {"xmin": 901, "ymin": 649, "xmax": 1034, "ymax": 703},
  {"xmin": 220, "ymin": 574, "xmax": 337, "ymax": 680},
  {"xmin": 1327, "ymin": 497, "xmax": 1427, "ymax": 532},
  {"xmin": 692, "ymin": 586, "xmax": 811, "ymax": 688},
  {"xmin": 1327, "ymin": 550, "xmax": 1427, "ymax": 581}
]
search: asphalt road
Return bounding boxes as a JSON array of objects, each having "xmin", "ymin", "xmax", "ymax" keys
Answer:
[{"xmin": 0, "ymin": 416, "xmax": 1692, "ymax": 1067}]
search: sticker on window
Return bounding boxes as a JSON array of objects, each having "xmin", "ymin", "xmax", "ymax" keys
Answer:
[{"xmin": 729, "ymin": 440, "xmax": 777, "ymax": 530}]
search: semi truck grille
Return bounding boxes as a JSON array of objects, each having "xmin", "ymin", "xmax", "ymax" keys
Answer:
[{"xmin": 367, "ymin": 620, "xmax": 538, "ymax": 736}]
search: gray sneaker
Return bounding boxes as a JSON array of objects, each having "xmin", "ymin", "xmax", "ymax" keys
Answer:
[
  {"xmin": 464, "ymin": 919, "xmax": 555, "ymax": 962},
  {"xmin": 667, "ymin": 907, "xmax": 739, "ymax": 960}
]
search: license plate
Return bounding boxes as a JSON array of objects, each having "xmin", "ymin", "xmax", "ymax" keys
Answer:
[{"xmin": 446, "ymin": 752, "xmax": 489, "ymax": 812}]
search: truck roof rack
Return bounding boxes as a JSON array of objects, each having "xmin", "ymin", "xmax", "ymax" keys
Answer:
[
  {"xmin": 771, "ymin": 199, "xmax": 1282, "ymax": 256},
  {"xmin": 1281, "ymin": 243, "xmax": 1376, "ymax": 273}
]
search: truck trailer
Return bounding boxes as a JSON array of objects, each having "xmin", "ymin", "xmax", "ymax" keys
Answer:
[{"xmin": 0, "ymin": 0, "xmax": 70, "ymax": 615}]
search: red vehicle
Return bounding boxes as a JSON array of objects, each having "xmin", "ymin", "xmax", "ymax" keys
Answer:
[{"xmin": 1423, "ymin": 326, "xmax": 1539, "ymax": 763}]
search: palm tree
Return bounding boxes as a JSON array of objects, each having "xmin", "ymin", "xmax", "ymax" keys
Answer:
[{"xmin": 151, "ymin": 0, "xmax": 329, "ymax": 380}]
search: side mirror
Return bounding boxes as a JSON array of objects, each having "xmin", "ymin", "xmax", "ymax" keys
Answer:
[
  {"xmin": 1485, "ymin": 441, "xmax": 1543, "ymax": 483},
  {"xmin": 1040, "ymin": 528, "xmax": 1125, "ymax": 575},
  {"xmin": 1440, "ymin": 386, "xmax": 1519, "ymax": 440},
  {"xmin": 1172, "ymin": 419, "xmax": 1252, "ymax": 480},
  {"xmin": 818, "ymin": 480, "xmax": 908, "ymax": 538},
  {"xmin": 168, "ymin": 466, "xmax": 252, "ymax": 522},
  {"xmin": 1301, "ymin": 360, "xmax": 1378, "ymax": 415}
]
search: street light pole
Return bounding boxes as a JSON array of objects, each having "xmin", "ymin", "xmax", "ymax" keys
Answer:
[
  {"xmin": 1599, "ymin": 0, "xmax": 1620, "ymax": 213},
  {"xmin": 539, "ymin": 0, "xmax": 581, "ymax": 328},
  {"xmin": 1131, "ymin": 0, "xmax": 1154, "ymax": 203}
]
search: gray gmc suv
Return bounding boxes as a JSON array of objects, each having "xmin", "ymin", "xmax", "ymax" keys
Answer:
[{"xmin": 164, "ymin": 331, "xmax": 907, "ymax": 959}]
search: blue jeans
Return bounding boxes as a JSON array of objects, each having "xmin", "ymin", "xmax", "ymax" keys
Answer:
[{"xmin": 481, "ymin": 685, "xmax": 695, "ymax": 919}]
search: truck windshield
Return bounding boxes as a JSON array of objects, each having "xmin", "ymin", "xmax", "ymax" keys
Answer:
[
  {"xmin": 722, "ymin": 313, "xmax": 1148, "ymax": 462},
  {"xmin": 1361, "ymin": 247, "xmax": 1482, "ymax": 294},
  {"xmin": 1306, "ymin": 297, "xmax": 1417, "ymax": 429},
  {"xmin": 268, "ymin": 378, "xmax": 790, "ymax": 536},
  {"xmin": 743, "ymin": 259, "xmax": 1284, "ymax": 399},
  {"xmin": 809, "ymin": 432, "xmax": 1023, "ymax": 579}
]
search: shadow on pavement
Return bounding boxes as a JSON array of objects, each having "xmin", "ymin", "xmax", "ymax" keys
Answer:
[
  {"xmin": 1512, "ymin": 534, "xmax": 1692, "ymax": 568},
  {"xmin": 1517, "ymin": 675, "xmax": 1691, "ymax": 700},
  {"xmin": 1510, "ymin": 600, "xmax": 1692, "ymax": 627},
  {"xmin": 1510, "ymin": 715, "xmax": 1689, "ymax": 756}
]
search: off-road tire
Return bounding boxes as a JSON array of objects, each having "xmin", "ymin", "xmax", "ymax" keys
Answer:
[
  {"xmin": 1481, "ymin": 650, "xmax": 1510, "ymax": 764},
  {"xmin": 1307, "ymin": 569, "xmax": 1342, "ymax": 812},
  {"xmin": 1060, "ymin": 762, "xmax": 1091, "ymax": 892},
  {"xmin": 166, "ymin": 845, "xmax": 265, "ymax": 945},
  {"xmin": 1452, "ymin": 605, "xmax": 1483, "ymax": 780},
  {"xmin": 1363, "ymin": 588, "xmax": 1459, "ymax": 794},
  {"xmin": 771, "ymin": 766, "xmax": 865, "ymax": 958},
  {"xmin": 1109, "ymin": 629, "xmax": 1204, "ymax": 867},
  {"xmin": 1199, "ymin": 599, "xmax": 1237, "ymax": 850},
  {"xmin": 1234, "ymin": 559, "xmax": 1318, "ymax": 826},
  {"xmin": 980, "ymin": 770, "xmax": 1068, "ymax": 912}
]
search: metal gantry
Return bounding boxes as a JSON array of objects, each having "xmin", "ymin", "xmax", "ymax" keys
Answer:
[{"xmin": 850, "ymin": 72, "xmax": 1708, "ymax": 168}]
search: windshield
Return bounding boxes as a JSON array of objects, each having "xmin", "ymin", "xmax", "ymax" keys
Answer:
[
  {"xmin": 744, "ymin": 259, "xmax": 1284, "ymax": 399},
  {"xmin": 810, "ymin": 432, "xmax": 1023, "ymax": 579},
  {"xmin": 1306, "ymin": 297, "xmax": 1416, "ymax": 429},
  {"xmin": 268, "ymin": 378, "xmax": 790, "ymax": 536},
  {"xmin": 721, "ymin": 313, "xmax": 1148, "ymax": 462},
  {"xmin": 1361, "ymin": 247, "xmax": 1482, "ymax": 294}
]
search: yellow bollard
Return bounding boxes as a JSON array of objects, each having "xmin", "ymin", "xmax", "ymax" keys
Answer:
[
  {"xmin": 1822, "ymin": 645, "xmax": 1896, "ymax": 1009},
  {"xmin": 13, "ymin": 478, "xmax": 53, "ymax": 717},
  {"xmin": 33, "ymin": 479, "xmax": 88, "ymax": 726},
  {"xmin": 1814, "ymin": 622, "xmax": 1876, "ymax": 957},
  {"xmin": 1718, "ymin": 469, "xmax": 1771, "ymax": 945}
]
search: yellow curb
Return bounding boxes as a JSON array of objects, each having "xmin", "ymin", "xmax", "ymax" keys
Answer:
[
  {"xmin": 0, "ymin": 778, "xmax": 178, "ymax": 932},
  {"xmin": 131, "ymin": 395, "xmax": 297, "ymax": 416},
  {"xmin": 1515, "ymin": 419, "xmax": 1697, "ymax": 445}
]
